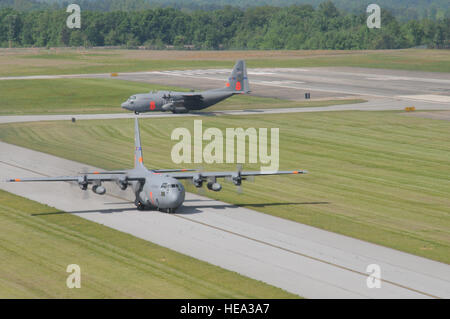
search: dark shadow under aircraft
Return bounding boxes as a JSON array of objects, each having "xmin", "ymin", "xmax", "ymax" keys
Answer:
[{"xmin": 121, "ymin": 60, "xmax": 250, "ymax": 114}]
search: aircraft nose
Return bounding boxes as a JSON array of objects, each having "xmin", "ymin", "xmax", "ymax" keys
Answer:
[
  {"xmin": 168, "ymin": 191, "xmax": 184, "ymax": 208},
  {"xmin": 121, "ymin": 102, "xmax": 130, "ymax": 110}
]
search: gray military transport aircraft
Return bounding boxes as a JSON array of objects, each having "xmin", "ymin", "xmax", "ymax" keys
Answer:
[
  {"xmin": 121, "ymin": 60, "xmax": 250, "ymax": 114},
  {"xmin": 7, "ymin": 118, "xmax": 307, "ymax": 213}
]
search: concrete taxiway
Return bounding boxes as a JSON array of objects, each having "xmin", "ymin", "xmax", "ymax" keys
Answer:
[
  {"xmin": 1, "ymin": 141, "xmax": 449, "ymax": 299},
  {"xmin": 1, "ymin": 98, "xmax": 449, "ymax": 125}
]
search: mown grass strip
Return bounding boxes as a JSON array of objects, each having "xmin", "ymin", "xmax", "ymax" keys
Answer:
[
  {"xmin": 0, "ymin": 111, "xmax": 448, "ymax": 263},
  {"xmin": 0, "ymin": 190, "xmax": 297, "ymax": 298}
]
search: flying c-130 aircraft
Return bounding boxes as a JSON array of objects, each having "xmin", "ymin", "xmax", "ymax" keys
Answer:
[
  {"xmin": 7, "ymin": 118, "xmax": 307, "ymax": 213},
  {"xmin": 121, "ymin": 60, "xmax": 250, "ymax": 114}
]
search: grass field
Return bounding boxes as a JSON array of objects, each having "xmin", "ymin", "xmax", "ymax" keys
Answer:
[
  {"xmin": 0, "ymin": 111, "xmax": 449, "ymax": 264},
  {"xmin": 0, "ymin": 48, "xmax": 448, "ymax": 76},
  {"xmin": 0, "ymin": 78, "xmax": 364, "ymax": 115},
  {"xmin": 0, "ymin": 189, "xmax": 296, "ymax": 298}
]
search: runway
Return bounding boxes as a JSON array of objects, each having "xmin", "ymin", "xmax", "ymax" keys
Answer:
[
  {"xmin": 116, "ymin": 66, "xmax": 450, "ymax": 102},
  {"xmin": 1, "ymin": 98, "xmax": 449, "ymax": 125},
  {"xmin": 2, "ymin": 66, "xmax": 449, "ymax": 104},
  {"xmin": 1, "ymin": 141, "xmax": 449, "ymax": 299}
]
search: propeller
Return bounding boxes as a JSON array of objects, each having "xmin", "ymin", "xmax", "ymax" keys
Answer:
[
  {"xmin": 188, "ymin": 166, "xmax": 205, "ymax": 195},
  {"xmin": 79, "ymin": 167, "xmax": 90, "ymax": 199},
  {"xmin": 225, "ymin": 164, "xmax": 254, "ymax": 194},
  {"xmin": 235, "ymin": 164, "xmax": 243, "ymax": 194},
  {"xmin": 68, "ymin": 166, "xmax": 90, "ymax": 199},
  {"xmin": 162, "ymin": 93, "xmax": 172, "ymax": 100},
  {"xmin": 114, "ymin": 175, "xmax": 129, "ymax": 191}
]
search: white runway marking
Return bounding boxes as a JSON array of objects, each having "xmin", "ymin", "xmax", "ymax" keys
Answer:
[{"xmin": 397, "ymin": 95, "xmax": 450, "ymax": 103}]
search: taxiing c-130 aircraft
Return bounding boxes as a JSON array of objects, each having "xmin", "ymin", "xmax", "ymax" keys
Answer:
[
  {"xmin": 121, "ymin": 60, "xmax": 250, "ymax": 114},
  {"xmin": 7, "ymin": 118, "xmax": 307, "ymax": 213}
]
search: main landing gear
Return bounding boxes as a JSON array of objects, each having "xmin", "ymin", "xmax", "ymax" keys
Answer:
[
  {"xmin": 156, "ymin": 207, "xmax": 176, "ymax": 214},
  {"xmin": 171, "ymin": 108, "xmax": 189, "ymax": 114},
  {"xmin": 134, "ymin": 199, "xmax": 176, "ymax": 213}
]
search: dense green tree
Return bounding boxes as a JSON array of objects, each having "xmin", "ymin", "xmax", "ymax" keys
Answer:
[
  {"xmin": 0, "ymin": 4, "xmax": 448, "ymax": 49},
  {"xmin": 5, "ymin": 12, "xmax": 20, "ymax": 47}
]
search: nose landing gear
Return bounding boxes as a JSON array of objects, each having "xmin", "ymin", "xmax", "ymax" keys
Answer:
[{"xmin": 134, "ymin": 197, "xmax": 176, "ymax": 213}]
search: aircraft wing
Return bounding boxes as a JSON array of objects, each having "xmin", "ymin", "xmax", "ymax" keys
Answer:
[
  {"xmin": 152, "ymin": 169, "xmax": 197, "ymax": 173},
  {"xmin": 7, "ymin": 174, "xmax": 144, "ymax": 183},
  {"xmin": 79, "ymin": 168, "xmax": 195, "ymax": 174},
  {"xmin": 78, "ymin": 170, "xmax": 127, "ymax": 175},
  {"xmin": 165, "ymin": 169, "xmax": 307, "ymax": 180}
]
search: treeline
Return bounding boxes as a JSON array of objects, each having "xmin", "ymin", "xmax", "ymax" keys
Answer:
[
  {"xmin": 0, "ymin": 3, "xmax": 448, "ymax": 49},
  {"xmin": 3, "ymin": 0, "xmax": 449, "ymax": 21}
]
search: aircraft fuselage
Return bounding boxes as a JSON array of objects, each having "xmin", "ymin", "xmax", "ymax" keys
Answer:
[
  {"xmin": 121, "ymin": 60, "xmax": 250, "ymax": 114},
  {"xmin": 130, "ymin": 170, "xmax": 185, "ymax": 211},
  {"xmin": 121, "ymin": 89, "xmax": 234, "ymax": 114}
]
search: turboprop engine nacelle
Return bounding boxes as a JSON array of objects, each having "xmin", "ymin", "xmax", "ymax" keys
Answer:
[
  {"xmin": 116, "ymin": 176, "xmax": 128, "ymax": 190},
  {"xmin": 92, "ymin": 185, "xmax": 106, "ymax": 195},
  {"xmin": 78, "ymin": 175, "xmax": 88, "ymax": 190},
  {"xmin": 192, "ymin": 174, "xmax": 203, "ymax": 188},
  {"xmin": 207, "ymin": 182, "xmax": 222, "ymax": 192},
  {"xmin": 161, "ymin": 102, "xmax": 174, "ymax": 111}
]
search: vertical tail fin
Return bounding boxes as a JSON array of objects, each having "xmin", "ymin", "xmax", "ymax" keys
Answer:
[
  {"xmin": 225, "ymin": 60, "xmax": 250, "ymax": 93},
  {"xmin": 134, "ymin": 118, "xmax": 144, "ymax": 168}
]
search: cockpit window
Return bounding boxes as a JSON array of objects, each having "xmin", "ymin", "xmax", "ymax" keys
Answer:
[
  {"xmin": 161, "ymin": 183, "xmax": 168, "ymax": 189},
  {"xmin": 128, "ymin": 95, "xmax": 137, "ymax": 102}
]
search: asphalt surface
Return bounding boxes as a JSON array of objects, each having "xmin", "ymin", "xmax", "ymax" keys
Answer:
[
  {"xmin": 2, "ymin": 66, "xmax": 449, "ymax": 103},
  {"xmin": 1, "ymin": 141, "xmax": 449, "ymax": 299},
  {"xmin": 114, "ymin": 67, "xmax": 450, "ymax": 101},
  {"xmin": 1, "ymin": 98, "xmax": 450, "ymax": 125}
]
